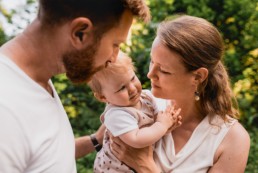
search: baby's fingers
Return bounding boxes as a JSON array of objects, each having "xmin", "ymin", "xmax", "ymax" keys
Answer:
[
  {"xmin": 171, "ymin": 109, "xmax": 181, "ymax": 122},
  {"xmin": 173, "ymin": 108, "xmax": 181, "ymax": 118},
  {"xmin": 176, "ymin": 115, "xmax": 182, "ymax": 125}
]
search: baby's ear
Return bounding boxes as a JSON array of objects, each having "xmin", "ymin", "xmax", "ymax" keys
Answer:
[{"xmin": 94, "ymin": 92, "xmax": 107, "ymax": 103}]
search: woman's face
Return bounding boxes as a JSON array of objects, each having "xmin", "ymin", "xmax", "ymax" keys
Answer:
[{"xmin": 147, "ymin": 37, "xmax": 196, "ymax": 101}]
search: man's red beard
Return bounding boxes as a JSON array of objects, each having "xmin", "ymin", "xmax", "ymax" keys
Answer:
[{"xmin": 63, "ymin": 41, "xmax": 104, "ymax": 84}]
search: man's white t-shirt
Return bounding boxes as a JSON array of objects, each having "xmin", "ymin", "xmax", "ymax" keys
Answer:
[{"xmin": 0, "ymin": 54, "xmax": 76, "ymax": 173}]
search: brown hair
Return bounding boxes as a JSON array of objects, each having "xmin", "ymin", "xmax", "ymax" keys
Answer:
[
  {"xmin": 38, "ymin": 0, "xmax": 150, "ymax": 36},
  {"xmin": 157, "ymin": 15, "xmax": 239, "ymax": 121},
  {"xmin": 88, "ymin": 51, "xmax": 136, "ymax": 94}
]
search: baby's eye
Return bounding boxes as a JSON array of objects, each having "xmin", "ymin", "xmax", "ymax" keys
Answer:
[
  {"xmin": 116, "ymin": 86, "xmax": 126, "ymax": 93},
  {"xmin": 131, "ymin": 76, "xmax": 135, "ymax": 81}
]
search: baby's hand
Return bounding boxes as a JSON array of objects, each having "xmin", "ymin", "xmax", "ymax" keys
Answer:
[
  {"xmin": 156, "ymin": 110, "xmax": 174, "ymax": 130},
  {"xmin": 166, "ymin": 106, "xmax": 182, "ymax": 133},
  {"xmin": 156, "ymin": 105, "xmax": 182, "ymax": 132}
]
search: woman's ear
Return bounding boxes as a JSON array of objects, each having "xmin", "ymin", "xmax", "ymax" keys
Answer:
[
  {"xmin": 94, "ymin": 92, "xmax": 107, "ymax": 103},
  {"xmin": 70, "ymin": 17, "xmax": 93, "ymax": 49},
  {"xmin": 193, "ymin": 67, "xmax": 208, "ymax": 84}
]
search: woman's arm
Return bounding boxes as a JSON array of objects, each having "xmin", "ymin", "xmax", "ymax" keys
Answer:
[
  {"xmin": 75, "ymin": 124, "xmax": 105, "ymax": 159},
  {"xmin": 208, "ymin": 122, "xmax": 250, "ymax": 173},
  {"xmin": 111, "ymin": 136, "xmax": 161, "ymax": 173}
]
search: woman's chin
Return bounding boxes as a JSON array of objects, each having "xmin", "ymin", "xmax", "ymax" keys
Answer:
[{"xmin": 151, "ymin": 89, "xmax": 162, "ymax": 98}]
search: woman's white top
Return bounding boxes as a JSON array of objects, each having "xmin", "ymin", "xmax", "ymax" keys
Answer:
[{"xmin": 154, "ymin": 98, "xmax": 236, "ymax": 173}]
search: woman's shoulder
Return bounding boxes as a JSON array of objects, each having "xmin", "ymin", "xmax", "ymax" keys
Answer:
[
  {"xmin": 215, "ymin": 121, "xmax": 249, "ymax": 158},
  {"xmin": 212, "ymin": 121, "xmax": 250, "ymax": 172},
  {"xmin": 210, "ymin": 115, "xmax": 249, "ymax": 141},
  {"xmin": 224, "ymin": 121, "xmax": 250, "ymax": 145}
]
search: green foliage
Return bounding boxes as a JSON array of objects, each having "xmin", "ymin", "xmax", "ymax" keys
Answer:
[
  {"xmin": 0, "ymin": 28, "xmax": 7, "ymax": 45},
  {"xmin": 246, "ymin": 126, "xmax": 258, "ymax": 172},
  {"xmin": 1, "ymin": 0, "xmax": 257, "ymax": 172},
  {"xmin": 0, "ymin": 3, "xmax": 11, "ymax": 44}
]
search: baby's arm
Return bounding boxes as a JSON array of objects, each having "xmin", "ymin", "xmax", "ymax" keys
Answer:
[{"xmin": 119, "ymin": 106, "xmax": 181, "ymax": 148}]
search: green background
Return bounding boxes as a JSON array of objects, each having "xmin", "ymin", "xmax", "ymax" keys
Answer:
[{"xmin": 0, "ymin": 0, "xmax": 257, "ymax": 172}]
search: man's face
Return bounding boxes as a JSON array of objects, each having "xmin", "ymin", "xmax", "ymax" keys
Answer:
[
  {"xmin": 62, "ymin": 39, "xmax": 101, "ymax": 83},
  {"xmin": 63, "ymin": 10, "xmax": 133, "ymax": 83}
]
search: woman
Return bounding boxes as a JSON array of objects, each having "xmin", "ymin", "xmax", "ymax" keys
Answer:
[{"xmin": 111, "ymin": 15, "xmax": 250, "ymax": 173}]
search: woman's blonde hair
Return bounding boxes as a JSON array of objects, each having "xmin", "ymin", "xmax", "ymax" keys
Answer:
[
  {"xmin": 88, "ymin": 51, "xmax": 136, "ymax": 94},
  {"xmin": 157, "ymin": 15, "xmax": 239, "ymax": 120}
]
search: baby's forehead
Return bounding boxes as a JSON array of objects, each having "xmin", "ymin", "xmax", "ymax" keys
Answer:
[
  {"xmin": 100, "ymin": 69, "xmax": 135, "ymax": 85},
  {"xmin": 104, "ymin": 68, "xmax": 135, "ymax": 80}
]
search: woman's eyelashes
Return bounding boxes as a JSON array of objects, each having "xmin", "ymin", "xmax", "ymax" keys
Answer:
[
  {"xmin": 159, "ymin": 68, "xmax": 171, "ymax": 74},
  {"xmin": 150, "ymin": 59, "xmax": 171, "ymax": 74}
]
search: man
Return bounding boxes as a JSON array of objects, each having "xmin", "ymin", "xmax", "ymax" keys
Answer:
[{"xmin": 0, "ymin": 0, "xmax": 150, "ymax": 172}]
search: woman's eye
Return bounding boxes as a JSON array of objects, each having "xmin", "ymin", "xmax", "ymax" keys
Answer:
[
  {"xmin": 159, "ymin": 68, "xmax": 171, "ymax": 74},
  {"xmin": 149, "ymin": 61, "xmax": 153, "ymax": 69}
]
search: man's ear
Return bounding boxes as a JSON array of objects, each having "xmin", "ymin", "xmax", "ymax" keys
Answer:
[
  {"xmin": 70, "ymin": 17, "xmax": 93, "ymax": 49},
  {"xmin": 94, "ymin": 92, "xmax": 107, "ymax": 103},
  {"xmin": 193, "ymin": 67, "xmax": 208, "ymax": 84}
]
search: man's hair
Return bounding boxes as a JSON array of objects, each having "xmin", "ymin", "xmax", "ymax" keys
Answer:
[
  {"xmin": 88, "ymin": 51, "xmax": 136, "ymax": 94},
  {"xmin": 38, "ymin": 0, "xmax": 150, "ymax": 34}
]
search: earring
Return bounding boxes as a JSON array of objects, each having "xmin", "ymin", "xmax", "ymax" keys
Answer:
[{"xmin": 194, "ymin": 91, "xmax": 200, "ymax": 101}]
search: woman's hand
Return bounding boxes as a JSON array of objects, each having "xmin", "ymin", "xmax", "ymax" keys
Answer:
[{"xmin": 110, "ymin": 135, "xmax": 161, "ymax": 173}]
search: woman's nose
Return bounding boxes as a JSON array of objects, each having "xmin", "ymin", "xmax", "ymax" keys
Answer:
[{"xmin": 147, "ymin": 66, "xmax": 156, "ymax": 80}]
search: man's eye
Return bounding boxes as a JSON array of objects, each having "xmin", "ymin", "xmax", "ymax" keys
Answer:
[{"xmin": 113, "ymin": 44, "xmax": 119, "ymax": 48}]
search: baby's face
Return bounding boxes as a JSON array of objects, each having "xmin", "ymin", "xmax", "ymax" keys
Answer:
[{"xmin": 101, "ymin": 69, "xmax": 142, "ymax": 107}]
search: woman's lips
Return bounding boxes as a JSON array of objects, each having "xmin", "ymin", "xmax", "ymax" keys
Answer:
[{"xmin": 151, "ymin": 83, "xmax": 160, "ymax": 88}]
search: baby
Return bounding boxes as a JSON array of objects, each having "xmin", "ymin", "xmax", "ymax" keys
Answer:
[{"xmin": 88, "ymin": 51, "xmax": 181, "ymax": 173}]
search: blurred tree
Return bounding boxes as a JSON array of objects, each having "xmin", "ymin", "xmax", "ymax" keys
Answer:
[
  {"xmin": 1, "ymin": 0, "xmax": 257, "ymax": 172},
  {"xmin": 0, "ymin": 1, "xmax": 11, "ymax": 44}
]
